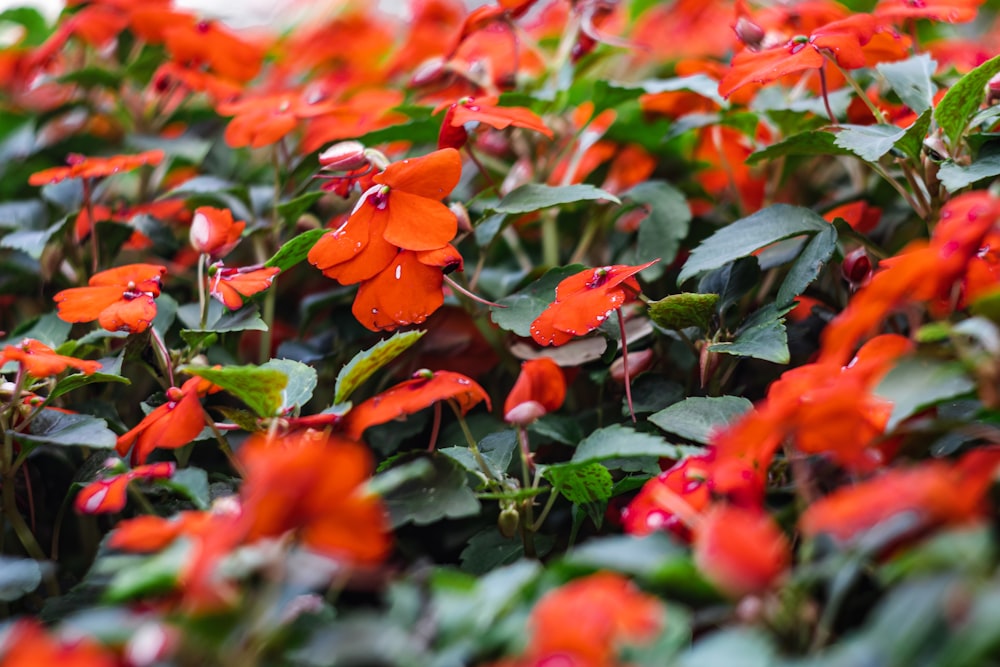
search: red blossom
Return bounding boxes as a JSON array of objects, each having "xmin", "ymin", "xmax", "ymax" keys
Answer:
[
  {"xmin": 75, "ymin": 462, "xmax": 176, "ymax": 514},
  {"xmin": 28, "ymin": 150, "xmax": 164, "ymax": 186},
  {"xmin": 209, "ymin": 264, "xmax": 281, "ymax": 310},
  {"xmin": 115, "ymin": 377, "xmax": 207, "ymax": 465},
  {"xmin": 189, "ymin": 206, "xmax": 245, "ymax": 258},
  {"xmin": 693, "ymin": 504, "xmax": 791, "ymax": 598},
  {"xmin": 1, "ymin": 338, "xmax": 102, "ymax": 378},
  {"xmin": 437, "ymin": 96, "xmax": 553, "ymax": 149},
  {"xmin": 503, "ymin": 358, "xmax": 566, "ymax": 424},
  {"xmin": 54, "ymin": 263, "xmax": 166, "ymax": 334}
]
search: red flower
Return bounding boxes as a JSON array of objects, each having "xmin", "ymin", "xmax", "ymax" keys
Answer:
[
  {"xmin": 622, "ymin": 453, "xmax": 714, "ymax": 541},
  {"xmin": 75, "ymin": 462, "xmax": 176, "ymax": 514},
  {"xmin": 0, "ymin": 620, "xmax": 117, "ymax": 667},
  {"xmin": 28, "ymin": 150, "xmax": 164, "ymax": 186},
  {"xmin": 873, "ymin": 0, "xmax": 983, "ymax": 23},
  {"xmin": 437, "ymin": 96, "xmax": 553, "ymax": 149},
  {"xmin": 343, "ymin": 369, "xmax": 490, "ymax": 440},
  {"xmin": 1, "ymin": 338, "xmax": 102, "ymax": 377},
  {"xmin": 503, "ymin": 358, "xmax": 566, "ymax": 424},
  {"xmin": 54, "ymin": 263, "xmax": 166, "ymax": 333},
  {"xmin": 693, "ymin": 504, "xmax": 791, "ymax": 598},
  {"xmin": 718, "ymin": 13, "xmax": 878, "ymax": 98},
  {"xmin": 217, "ymin": 90, "xmax": 339, "ymax": 149},
  {"xmin": 530, "ymin": 260, "xmax": 658, "ymax": 346},
  {"xmin": 189, "ymin": 206, "xmax": 245, "ymax": 258},
  {"xmin": 209, "ymin": 264, "xmax": 281, "ymax": 310},
  {"xmin": 116, "ymin": 377, "xmax": 207, "ymax": 465},
  {"xmin": 161, "ymin": 18, "xmax": 266, "ymax": 83}
]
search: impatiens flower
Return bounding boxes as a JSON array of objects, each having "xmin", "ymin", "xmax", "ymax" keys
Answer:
[
  {"xmin": 54, "ymin": 263, "xmax": 166, "ymax": 334},
  {"xmin": 75, "ymin": 461, "xmax": 176, "ymax": 514},
  {"xmin": 209, "ymin": 264, "xmax": 281, "ymax": 310},
  {"xmin": 622, "ymin": 453, "xmax": 714, "ymax": 541},
  {"xmin": 1, "ymin": 338, "xmax": 102, "ymax": 377},
  {"xmin": 530, "ymin": 260, "xmax": 658, "ymax": 346},
  {"xmin": 161, "ymin": 18, "xmax": 266, "ymax": 83},
  {"xmin": 116, "ymin": 377, "xmax": 207, "ymax": 465},
  {"xmin": 437, "ymin": 95, "xmax": 553, "ymax": 149},
  {"xmin": 189, "ymin": 206, "xmax": 245, "ymax": 258},
  {"xmin": 343, "ymin": 369, "xmax": 490, "ymax": 440},
  {"xmin": 503, "ymin": 358, "xmax": 566, "ymax": 424},
  {"xmin": 492, "ymin": 572, "xmax": 662, "ymax": 667},
  {"xmin": 693, "ymin": 504, "xmax": 791, "ymax": 598},
  {"xmin": 873, "ymin": 0, "xmax": 984, "ymax": 23},
  {"xmin": 0, "ymin": 620, "xmax": 117, "ymax": 667},
  {"xmin": 216, "ymin": 89, "xmax": 339, "ymax": 149},
  {"xmin": 28, "ymin": 150, "xmax": 164, "ymax": 186}
]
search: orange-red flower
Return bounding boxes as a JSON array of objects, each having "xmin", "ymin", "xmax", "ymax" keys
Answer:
[
  {"xmin": 503, "ymin": 358, "xmax": 566, "ymax": 424},
  {"xmin": 343, "ymin": 369, "xmax": 490, "ymax": 440},
  {"xmin": 437, "ymin": 96, "xmax": 553, "ymax": 149},
  {"xmin": 0, "ymin": 620, "xmax": 117, "ymax": 667},
  {"xmin": 189, "ymin": 206, "xmax": 245, "ymax": 258},
  {"xmin": 209, "ymin": 264, "xmax": 281, "ymax": 310},
  {"xmin": 28, "ymin": 150, "xmax": 164, "ymax": 186},
  {"xmin": 623, "ymin": 453, "xmax": 714, "ymax": 541},
  {"xmin": 873, "ymin": 0, "xmax": 983, "ymax": 23},
  {"xmin": 530, "ymin": 260, "xmax": 658, "ymax": 346},
  {"xmin": 1, "ymin": 338, "xmax": 102, "ymax": 377},
  {"xmin": 217, "ymin": 90, "xmax": 339, "ymax": 149},
  {"xmin": 693, "ymin": 504, "xmax": 791, "ymax": 598},
  {"xmin": 161, "ymin": 18, "xmax": 266, "ymax": 83},
  {"xmin": 75, "ymin": 461, "xmax": 176, "ymax": 514},
  {"xmin": 116, "ymin": 377, "xmax": 207, "ymax": 465},
  {"xmin": 54, "ymin": 263, "xmax": 166, "ymax": 334}
]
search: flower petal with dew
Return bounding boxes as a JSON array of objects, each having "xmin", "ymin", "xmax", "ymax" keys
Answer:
[
  {"xmin": 54, "ymin": 263, "xmax": 166, "ymax": 334},
  {"xmin": 116, "ymin": 377, "xmax": 207, "ymax": 465},
  {"xmin": 209, "ymin": 264, "xmax": 281, "ymax": 310},
  {"xmin": 343, "ymin": 369, "xmax": 490, "ymax": 440},
  {"xmin": 530, "ymin": 260, "xmax": 658, "ymax": 346},
  {"xmin": 437, "ymin": 95, "xmax": 553, "ymax": 149},
  {"xmin": 75, "ymin": 462, "xmax": 176, "ymax": 514},
  {"xmin": 1, "ymin": 338, "xmax": 102, "ymax": 378},
  {"xmin": 623, "ymin": 453, "xmax": 714, "ymax": 542},
  {"xmin": 503, "ymin": 358, "xmax": 566, "ymax": 425}
]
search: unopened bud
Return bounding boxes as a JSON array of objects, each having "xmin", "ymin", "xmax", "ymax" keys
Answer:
[
  {"xmin": 734, "ymin": 17, "xmax": 766, "ymax": 49},
  {"xmin": 610, "ymin": 348, "xmax": 654, "ymax": 383},
  {"xmin": 498, "ymin": 504, "xmax": 520, "ymax": 538},
  {"xmin": 841, "ymin": 247, "xmax": 872, "ymax": 289},
  {"xmin": 319, "ymin": 141, "xmax": 369, "ymax": 171},
  {"xmin": 988, "ymin": 73, "xmax": 1000, "ymax": 106},
  {"xmin": 450, "ymin": 202, "xmax": 473, "ymax": 234}
]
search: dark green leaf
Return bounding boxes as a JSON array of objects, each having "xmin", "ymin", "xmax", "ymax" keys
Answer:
[
  {"xmin": 0, "ymin": 557, "xmax": 41, "ymax": 601},
  {"xmin": 877, "ymin": 54, "xmax": 937, "ymax": 114},
  {"xmin": 334, "ymin": 330, "xmax": 425, "ymax": 404},
  {"xmin": 459, "ymin": 530, "xmax": 539, "ymax": 575},
  {"xmin": 3, "ymin": 311, "xmax": 71, "ymax": 348},
  {"xmin": 276, "ymin": 192, "xmax": 324, "ymax": 228},
  {"xmin": 938, "ymin": 147, "xmax": 1000, "ymax": 192},
  {"xmin": 356, "ymin": 118, "xmax": 440, "ymax": 146},
  {"xmin": 378, "ymin": 454, "xmax": 481, "ymax": 527},
  {"xmin": 649, "ymin": 395, "xmax": 753, "ymax": 444},
  {"xmin": 834, "ymin": 124, "xmax": 908, "ymax": 162},
  {"xmin": 490, "ymin": 265, "xmax": 585, "ymax": 337},
  {"xmin": 935, "ymin": 53, "xmax": 1000, "ymax": 146},
  {"xmin": 895, "ymin": 108, "xmax": 934, "ymax": 160},
  {"xmin": 563, "ymin": 533, "xmax": 685, "ymax": 578},
  {"xmin": 875, "ymin": 358, "xmax": 976, "ymax": 430},
  {"xmin": 182, "ymin": 364, "xmax": 288, "ymax": 418},
  {"xmin": 49, "ymin": 370, "xmax": 130, "ymax": 400},
  {"xmin": 261, "ymin": 358, "xmax": 317, "ymax": 413},
  {"xmin": 543, "ymin": 462, "xmax": 613, "ymax": 504},
  {"xmin": 709, "ymin": 303, "xmax": 790, "ymax": 364},
  {"xmin": 127, "ymin": 134, "xmax": 213, "ymax": 163},
  {"xmin": 678, "ymin": 204, "xmax": 829, "ymax": 283},
  {"xmin": 627, "ymin": 180, "xmax": 691, "ymax": 277},
  {"xmin": 0, "ymin": 217, "xmax": 65, "ymax": 260},
  {"xmin": 493, "ymin": 184, "xmax": 620, "ymax": 215},
  {"xmin": 13, "ymin": 410, "xmax": 116, "ymax": 449},
  {"xmin": 164, "ymin": 467, "xmax": 210, "ymax": 510},
  {"xmin": 473, "ymin": 212, "xmax": 507, "ymax": 247},
  {"xmin": 776, "ymin": 223, "xmax": 837, "ymax": 307},
  {"xmin": 649, "ymin": 293, "xmax": 719, "ymax": 331},
  {"xmin": 571, "ymin": 424, "xmax": 685, "ymax": 464},
  {"xmin": 698, "ymin": 257, "xmax": 761, "ymax": 315},
  {"xmin": 746, "ymin": 130, "xmax": 855, "ymax": 165}
]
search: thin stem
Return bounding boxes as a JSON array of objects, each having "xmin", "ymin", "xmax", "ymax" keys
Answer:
[
  {"xmin": 528, "ymin": 489, "xmax": 559, "ymax": 532},
  {"xmin": 443, "ymin": 274, "xmax": 506, "ymax": 309},
  {"xmin": 869, "ymin": 161, "xmax": 927, "ymax": 219},
  {"xmin": 198, "ymin": 253, "xmax": 209, "ymax": 329},
  {"xmin": 149, "ymin": 326, "xmax": 174, "ymax": 387},
  {"xmin": 427, "ymin": 402, "xmax": 442, "ymax": 452},
  {"xmin": 831, "ymin": 59, "xmax": 887, "ymax": 125},
  {"xmin": 817, "ymin": 63, "xmax": 837, "ymax": 126},
  {"xmin": 516, "ymin": 427, "xmax": 537, "ymax": 558},
  {"xmin": 83, "ymin": 178, "xmax": 99, "ymax": 273},
  {"xmin": 617, "ymin": 308, "xmax": 636, "ymax": 423},
  {"xmin": 449, "ymin": 401, "xmax": 499, "ymax": 484},
  {"xmin": 465, "ymin": 145, "xmax": 499, "ymax": 194}
]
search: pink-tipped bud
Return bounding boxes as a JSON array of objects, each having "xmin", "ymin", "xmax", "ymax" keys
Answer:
[
  {"xmin": 734, "ymin": 17, "xmax": 766, "ymax": 49},
  {"xmin": 190, "ymin": 207, "xmax": 244, "ymax": 259},
  {"xmin": 841, "ymin": 247, "xmax": 873, "ymax": 289},
  {"xmin": 319, "ymin": 141, "xmax": 369, "ymax": 171}
]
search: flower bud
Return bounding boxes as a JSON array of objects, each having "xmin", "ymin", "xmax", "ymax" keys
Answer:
[
  {"xmin": 450, "ymin": 202, "xmax": 473, "ymax": 234},
  {"xmin": 734, "ymin": 17, "xmax": 766, "ymax": 49},
  {"xmin": 841, "ymin": 247, "xmax": 872, "ymax": 289},
  {"xmin": 498, "ymin": 504, "xmax": 520, "ymax": 538},
  {"xmin": 318, "ymin": 141, "xmax": 369, "ymax": 171},
  {"xmin": 189, "ymin": 207, "xmax": 244, "ymax": 258},
  {"xmin": 610, "ymin": 348, "xmax": 654, "ymax": 383}
]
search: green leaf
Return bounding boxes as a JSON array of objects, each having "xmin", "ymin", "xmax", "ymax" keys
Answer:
[
  {"xmin": 895, "ymin": 108, "xmax": 934, "ymax": 160},
  {"xmin": 834, "ymin": 123, "xmax": 909, "ymax": 162},
  {"xmin": 678, "ymin": 204, "xmax": 829, "ymax": 283},
  {"xmin": 0, "ymin": 217, "xmax": 65, "ymax": 260},
  {"xmin": 632, "ymin": 74, "xmax": 727, "ymax": 107},
  {"xmin": 276, "ymin": 192, "xmax": 324, "ymax": 228},
  {"xmin": 12, "ymin": 410, "xmax": 116, "ymax": 449},
  {"xmin": 356, "ymin": 118, "xmax": 440, "ymax": 146},
  {"xmin": 440, "ymin": 430, "xmax": 517, "ymax": 479},
  {"xmin": 473, "ymin": 212, "xmax": 507, "ymax": 247},
  {"xmin": 178, "ymin": 304, "xmax": 268, "ymax": 345},
  {"xmin": 264, "ymin": 229, "xmax": 326, "ymax": 272},
  {"xmin": 935, "ymin": 53, "xmax": 1000, "ymax": 146},
  {"xmin": 182, "ymin": 364, "xmax": 288, "ymax": 418},
  {"xmin": 938, "ymin": 146, "xmax": 1000, "ymax": 192},
  {"xmin": 543, "ymin": 462, "xmax": 613, "ymax": 504},
  {"xmin": 3, "ymin": 311, "xmax": 71, "ymax": 348},
  {"xmin": 0, "ymin": 8, "xmax": 49, "ymax": 46},
  {"xmin": 105, "ymin": 540, "xmax": 188, "ymax": 602},
  {"xmin": 875, "ymin": 358, "xmax": 976, "ymax": 430},
  {"xmin": 571, "ymin": 424, "xmax": 685, "ymax": 464},
  {"xmin": 378, "ymin": 454, "xmax": 481, "ymax": 527},
  {"xmin": 0, "ymin": 200, "xmax": 46, "ymax": 230},
  {"xmin": 877, "ymin": 54, "xmax": 937, "ymax": 114},
  {"xmin": 648, "ymin": 293, "xmax": 719, "ymax": 331},
  {"xmin": 493, "ymin": 184, "xmax": 620, "ymax": 215},
  {"xmin": 709, "ymin": 303, "xmax": 790, "ymax": 364},
  {"xmin": 0, "ymin": 556, "xmax": 41, "ymax": 601},
  {"xmin": 626, "ymin": 180, "xmax": 691, "ymax": 277},
  {"xmin": 746, "ymin": 130, "xmax": 855, "ymax": 165},
  {"xmin": 776, "ymin": 223, "xmax": 838, "ymax": 307},
  {"xmin": 459, "ymin": 530, "xmax": 549, "ymax": 575},
  {"xmin": 164, "ymin": 467, "xmax": 210, "ymax": 510},
  {"xmin": 678, "ymin": 629, "xmax": 778, "ymax": 667},
  {"xmin": 490, "ymin": 265, "xmax": 585, "ymax": 337},
  {"xmin": 334, "ymin": 330, "xmax": 425, "ymax": 404},
  {"xmin": 649, "ymin": 396, "xmax": 753, "ymax": 444},
  {"xmin": 261, "ymin": 358, "xmax": 317, "ymax": 413},
  {"xmin": 49, "ymin": 369, "xmax": 130, "ymax": 400},
  {"xmin": 563, "ymin": 533, "xmax": 685, "ymax": 578},
  {"xmin": 57, "ymin": 67, "xmax": 122, "ymax": 89}
]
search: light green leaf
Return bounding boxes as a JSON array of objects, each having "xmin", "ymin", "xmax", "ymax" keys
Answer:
[
  {"xmin": 543, "ymin": 462, "xmax": 613, "ymax": 505},
  {"xmin": 935, "ymin": 53, "xmax": 1000, "ymax": 146},
  {"xmin": 938, "ymin": 149, "xmax": 1000, "ymax": 192},
  {"xmin": 265, "ymin": 228, "xmax": 327, "ymax": 272},
  {"xmin": 262, "ymin": 358, "xmax": 317, "ymax": 413},
  {"xmin": 105, "ymin": 540, "xmax": 188, "ymax": 602},
  {"xmin": 877, "ymin": 54, "xmax": 937, "ymax": 114},
  {"xmin": 182, "ymin": 364, "xmax": 288, "ymax": 418},
  {"xmin": 334, "ymin": 330, "xmax": 425, "ymax": 404},
  {"xmin": 649, "ymin": 293, "xmax": 719, "ymax": 331},
  {"xmin": 649, "ymin": 395, "xmax": 753, "ymax": 444},
  {"xmin": 571, "ymin": 424, "xmax": 685, "ymax": 464},
  {"xmin": 679, "ymin": 205, "xmax": 829, "ymax": 283},
  {"xmin": 493, "ymin": 184, "xmax": 619, "ymax": 215},
  {"xmin": 276, "ymin": 192, "xmax": 324, "ymax": 227},
  {"xmin": 0, "ymin": 557, "xmax": 41, "ymax": 601},
  {"xmin": 746, "ymin": 131, "xmax": 855, "ymax": 165}
]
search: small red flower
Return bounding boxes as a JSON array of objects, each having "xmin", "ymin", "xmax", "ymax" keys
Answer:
[
  {"xmin": 437, "ymin": 96, "xmax": 553, "ymax": 149},
  {"xmin": 28, "ymin": 150, "xmax": 164, "ymax": 186},
  {"xmin": 693, "ymin": 504, "xmax": 791, "ymax": 598},
  {"xmin": 1, "ymin": 338, "xmax": 102, "ymax": 377},
  {"xmin": 530, "ymin": 260, "xmax": 658, "ymax": 346},
  {"xmin": 622, "ymin": 453, "xmax": 714, "ymax": 541},
  {"xmin": 343, "ymin": 369, "xmax": 490, "ymax": 440},
  {"xmin": 75, "ymin": 462, "xmax": 176, "ymax": 514},
  {"xmin": 217, "ymin": 90, "xmax": 339, "ymax": 149},
  {"xmin": 0, "ymin": 620, "xmax": 117, "ymax": 667},
  {"xmin": 54, "ymin": 263, "xmax": 166, "ymax": 333},
  {"xmin": 116, "ymin": 377, "xmax": 207, "ymax": 465},
  {"xmin": 209, "ymin": 263, "xmax": 281, "ymax": 310},
  {"xmin": 189, "ymin": 206, "xmax": 245, "ymax": 258},
  {"xmin": 873, "ymin": 0, "xmax": 984, "ymax": 23},
  {"xmin": 503, "ymin": 358, "xmax": 566, "ymax": 424}
]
